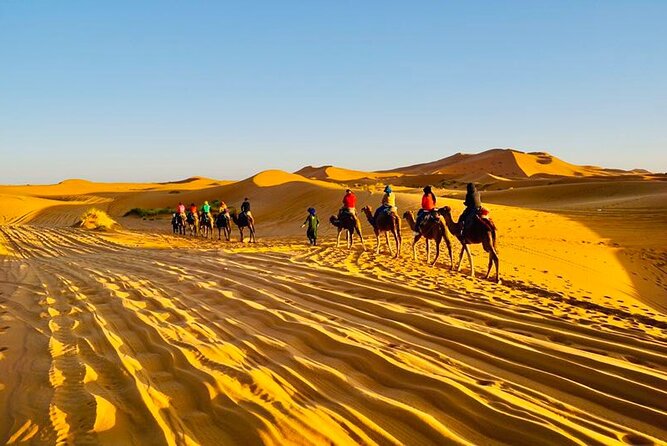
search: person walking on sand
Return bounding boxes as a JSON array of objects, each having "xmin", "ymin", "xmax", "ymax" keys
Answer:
[
  {"xmin": 301, "ymin": 207, "xmax": 320, "ymax": 245},
  {"xmin": 415, "ymin": 185, "xmax": 437, "ymax": 234},
  {"xmin": 458, "ymin": 182, "xmax": 482, "ymax": 236}
]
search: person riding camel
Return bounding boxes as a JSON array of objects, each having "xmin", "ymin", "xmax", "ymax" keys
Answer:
[
  {"xmin": 374, "ymin": 185, "xmax": 397, "ymax": 221},
  {"xmin": 219, "ymin": 200, "xmax": 228, "ymax": 213},
  {"xmin": 340, "ymin": 189, "xmax": 357, "ymax": 216},
  {"xmin": 176, "ymin": 202, "xmax": 186, "ymax": 219},
  {"xmin": 458, "ymin": 183, "xmax": 482, "ymax": 236},
  {"xmin": 415, "ymin": 185, "xmax": 437, "ymax": 234},
  {"xmin": 189, "ymin": 202, "xmax": 197, "ymax": 215},
  {"xmin": 241, "ymin": 197, "xmax": 253, "ymax": 221},
  {"xmin": 301, "ymin": 207, "xmax": 320, "ymax": 246},
  {"xmin": 201, "ymin": 200, "xmax": 212, "ymax": 224}
]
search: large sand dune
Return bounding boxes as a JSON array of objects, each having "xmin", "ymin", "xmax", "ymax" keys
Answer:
[{"xmin": 1, "ymin": 157, "xmax": 666, "ymax": 445}]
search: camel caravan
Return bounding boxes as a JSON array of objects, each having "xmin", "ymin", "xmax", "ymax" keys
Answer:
[
  {"xmin": 172, "ymin": 198, "xmax": 255, "ymax": 243},
  {"xmin": 170, "ymin": 182, "xmax": 498, "ymax": 282}
]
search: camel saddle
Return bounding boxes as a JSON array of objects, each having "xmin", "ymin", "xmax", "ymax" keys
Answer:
[{"xmin": 475, "ymin": 207, "xmax": 496, "ymax": 232}]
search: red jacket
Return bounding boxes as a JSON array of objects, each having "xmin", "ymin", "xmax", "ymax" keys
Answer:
[
  {"xmin": 343, "ymin": 192, "xmax": 356, "ymax": 208},
  {"xmin": 421, "ymin": 193, "xmax": 435, "ymax": 210}
]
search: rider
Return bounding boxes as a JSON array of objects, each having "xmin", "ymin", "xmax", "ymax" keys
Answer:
[
  {"xmin": 241, "ymin": 197, "xmax": 252, "ymax": 220},
  {"xmin": 340, "ymin": 189, "xmax": 357, "ymax": 216},
  {"xmin": 189, "ymin": 202, "xmax": 197, "ymax": 216},
  {"xmin": 458, "ymin": 183, "xmax": 482, "ymax": 235},
  {"xmin": 219, "ymin": 200, "xmax": 229, "ymax": 213},
  {"xmin": 176, "ymin": 202, "xmax": 186, "ymax": 219},
  {"xmin": 301, "ymin": 207, "xmax": 320, "ymax": 246},
  {"xmin": 201, "ymin": 200, "xmax": 212, "ymax": 223},
  {"xmin": 374, "ymin": 185, "xmax": 396, "ymax": 221},
  {"xmin": 415, "ymin": 185, "xmax": 437, "ymax": 234}
]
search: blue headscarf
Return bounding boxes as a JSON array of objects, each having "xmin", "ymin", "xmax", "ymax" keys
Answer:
[
  {"xmin": 308, "ymin": 207, "xmax": 316, "ymax": 215},
  {"xmin": 384, "ymin": 185, "xmax": 392, "ymax": 194}
]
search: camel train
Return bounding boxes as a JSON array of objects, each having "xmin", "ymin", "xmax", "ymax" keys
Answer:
[{"xmin": 169, "ymin": 183, "xmax": 498, "ymax": 282}]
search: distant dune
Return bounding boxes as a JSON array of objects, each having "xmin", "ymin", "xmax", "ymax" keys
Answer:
[
  {"xmin": 295, "ymin": 165, "xmax": 402, "ymax": 182},
  {"xmin": 383, "ymin": 148, "xmax": 643, "ymax": 178}
]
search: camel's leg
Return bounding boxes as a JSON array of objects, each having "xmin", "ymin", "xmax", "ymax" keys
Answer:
[
  {"xmin": 431, "ymin": 239, "xmax": 440, "ymax": 266},
  {"xmin": 411, "ymin": 235, "xmax": 420, "ymax": 260},
  {"xmin": 465, "ymin": 244, "xmax": 474, "ymax": 277},
  {"xmin": 445, "ymin": 236, "xmax": 453, "ymax": 270},
  {"xmin": 336, "ymin": 228, "xmax": 342, "ymax": 247},
  {"xmin": 395, "ymin": 231, "xmax": 401, "ymax": 258},
  {"xmin": 375, "ymin": 232, "xmax": 380, "ymax": 254},
  {"xmin": 457, "ymin": 246, "xmax": 465, "ymax": 271},
  {"xmin": 485, "ymin": 253, "xmax": 493, "ymax": 280},
  {"xmin": 385, "ymin": 232, "xmax": 391, "ymax": 255},
  {"xmin": 239, "ymin": 228, "xmax": 244, "ymax": 243},
  {"xmin": 356, "ymin": 227, "xmax": 365, "ymax": 251},
  {"xmin": 425, "ymin": 239, "xmax": 430, "ymax": 264},
  {"xmin": 485, "ymin": 240, "xmax": 499, "ymax": 282},
  {"xmin": 348, "ymin": 230, "xmax": 353, "ymax": 250}
]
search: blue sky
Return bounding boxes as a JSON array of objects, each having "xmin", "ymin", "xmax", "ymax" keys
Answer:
[{"xmin": 1, "ymin": 1, "xmax": 665, "ymax": 183}]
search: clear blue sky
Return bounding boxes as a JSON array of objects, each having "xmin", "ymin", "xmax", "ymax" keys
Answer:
[{"xmin": 1, "ymin": 1, "xmax": 665, "ymax": 183}]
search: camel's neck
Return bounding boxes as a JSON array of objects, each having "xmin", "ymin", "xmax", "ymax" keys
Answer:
[
  {"xmin": 443, "ymin": 213, "xmax": 458, "ymax": 233},
  {"xmin": 405, "ymin": 214, "xmax": 416, "ymax": 231},
  {"xmin": 362, "ymin": 210, "xmax": 375, "ymax": 228}
]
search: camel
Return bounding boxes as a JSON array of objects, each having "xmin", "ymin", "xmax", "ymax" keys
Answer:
[
  {"xmin": 186, "ymin": 211, "xmax": 199, "ymax": 237},
  {"xmin": 230, "ymin": 210, "xmax": 256, "ymax": 243},
  {"xmin": 361, "ymin": 205, "xmax": 401, "ymax": 257},
  {"xmin": 329, "ymin": 212, "xmax": 365, "ymax": 250},
  {"xmin": 215, "ymin": 211, "xmax": 231, "ymax": 241},
  {"xmin": 171, "ymin": 213, "xmax": 186, "ymax": 235},
  {"xmin": 439, "ymin": 206, "xmax": 499, "ymax": 282},
  {"xmin": 402, "ymin": 210, "xmax": 453, "ymax": 267},
  {"xmin": 199, "ymin": 212, "xmax": 214, "ymax": 239}
]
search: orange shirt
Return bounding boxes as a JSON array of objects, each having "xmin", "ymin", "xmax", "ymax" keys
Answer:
[{"xmin": 421, "ymin": 194, "xmax": 435, "ymax": 210}]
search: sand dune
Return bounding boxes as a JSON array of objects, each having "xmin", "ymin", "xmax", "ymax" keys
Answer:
[
  {"xmin": 0, "ymin": 226, "xmax": 665, "ymax": 445},
  {"xmin": 384, "ymin": 148, "xmax": 646, "ymax": 179},
  {"xmin": 0, "ymin": 154, "xmax": 666, "ymax": 445},
  {"xmin": 295, "ymin": 166, "xmax": 402, "ymax": 183}
]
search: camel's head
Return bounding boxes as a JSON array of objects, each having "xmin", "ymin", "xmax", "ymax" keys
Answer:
[
  {"xmin": 402, "ymin": 210, "xmax": 412, "ymax": 220},
  {"xmin": 439, "ymin": 206, "xmax": 452, "ymax": 216},
  {"xmin": 361, "ymin": 205, "xmax": 371, "ymax": 214},
  {"xmin": 329, "ymin": 215, "xmax": 338, "ymax": 225}
]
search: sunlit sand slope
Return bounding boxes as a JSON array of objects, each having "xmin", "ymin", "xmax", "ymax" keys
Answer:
[{"xmin": 0, "ymin": 227, "xmax": 666, "ymax": 445}]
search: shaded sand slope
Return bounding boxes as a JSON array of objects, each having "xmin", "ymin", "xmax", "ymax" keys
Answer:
[
  {"xmin": 0, "ymin": 227, "xmax": 666, "ymax": 445},
  {"xmin": 481, "ymin": 181, "xmax": 667, "ymax": 312}
]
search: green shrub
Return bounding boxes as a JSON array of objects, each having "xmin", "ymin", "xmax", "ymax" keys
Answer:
[{"xmin": 123, "ymin": 208, "xmax": 174, "ymax": 218}]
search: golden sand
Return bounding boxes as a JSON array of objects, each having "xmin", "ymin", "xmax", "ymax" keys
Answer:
[{"xmin": 0, "ymin": 153, "xmax": 665, "ymax": 445}]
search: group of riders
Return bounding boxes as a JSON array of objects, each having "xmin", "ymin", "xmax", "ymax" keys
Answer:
[
  {"xmin": 172, "ymin": 183, "xmax": 485, "ymax": 245},
  {"xmin": 171, "ymin": 182, "xmax": 485, "ymax": 244},
  {"xmin": 334, "ymin": 182, "xmax": 483, "ymax": 235},
  {"xmin": 171, "ymin": 197, "xmax": 253, "ymax": 240}
]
